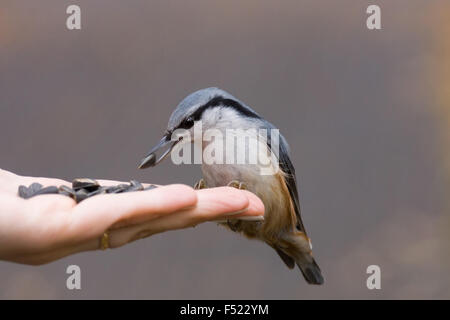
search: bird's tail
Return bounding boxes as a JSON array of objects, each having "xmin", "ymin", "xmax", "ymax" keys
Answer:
[
  {"xmin": 273, "ymin": 241, "xmax": 324, "ymax": 285},
  {"xmin": 296, "ymin": 256, "xmax": 324, "ymax": 285}
]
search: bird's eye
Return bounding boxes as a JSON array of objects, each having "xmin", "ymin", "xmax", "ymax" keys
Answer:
[{"xmin": 184, "ymin": 117, "xmax": 194, "ymax": 128}]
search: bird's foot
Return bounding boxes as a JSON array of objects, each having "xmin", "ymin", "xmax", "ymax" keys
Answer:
[
  {"xmin": 227, "ymin": 180, "xmax": 247, "ymax": 190},
  {"xmin": 226, "ymin": 180, "xmax": 249, "ymax": 231},
  {"xmin": 194, "ymin": 178, "xmax": 207, "ymax": 190},
  {"xmin": 192, "ymin": 177, "xmax": 205, "ymax": 228}
]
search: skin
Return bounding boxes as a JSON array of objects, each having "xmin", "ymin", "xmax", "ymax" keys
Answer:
[{"xmin": 0, "ymin": 168, "xmax": 264, "ymax": 265}]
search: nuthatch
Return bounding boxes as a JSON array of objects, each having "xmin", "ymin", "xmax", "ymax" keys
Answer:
[{"xmin": 138, "ymin": 87, "xmax": 324, "ymax": 284}]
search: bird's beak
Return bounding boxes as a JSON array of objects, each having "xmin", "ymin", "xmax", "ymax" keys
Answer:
[{"xmin": 138, "ymin": 133, "xmax": 181, "ymax": 169}]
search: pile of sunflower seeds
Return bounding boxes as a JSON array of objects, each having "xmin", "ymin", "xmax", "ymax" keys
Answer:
[{"xmin": 18, "ymin": 178, "xmax": 157, "ymax": 204}]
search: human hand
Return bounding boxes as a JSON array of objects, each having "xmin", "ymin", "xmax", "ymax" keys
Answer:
[{"xmin": 0, "ymin": 169, "xmax": 264, "ymax": 265}]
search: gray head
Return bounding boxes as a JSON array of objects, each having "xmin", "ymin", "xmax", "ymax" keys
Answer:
[
  {"xmin": 166, "ymin": 87, "xmax": 260, "ymax": 131},
  {"xmin": 138, "ymin": 87, "xmax": 279, "ymax": 169}
]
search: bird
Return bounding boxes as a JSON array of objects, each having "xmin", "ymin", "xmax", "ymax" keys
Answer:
[{"xmin": 138, "ymin": 87, "xmax": 324, "ymax": 285}]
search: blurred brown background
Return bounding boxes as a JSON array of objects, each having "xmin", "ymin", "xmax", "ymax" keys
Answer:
[{"xmin": 0, "ymin": 0, "xmax": 448, "ymax": 299}]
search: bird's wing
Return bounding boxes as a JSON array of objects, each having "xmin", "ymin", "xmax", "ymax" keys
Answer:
[{"xmin": 277, "ymin": 137, "xmax": 307, "ymax": 234}]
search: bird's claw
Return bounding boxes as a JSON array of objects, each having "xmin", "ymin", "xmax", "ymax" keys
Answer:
[
  {"xmin": 194, "ymin": 178, "xmax": 207, "ymax": 190},
  {"xmin": 226, "ymin": 180, "xmax": 247, "ymax": 231},
  {"xmin": 227, "ymin": 180, "xmax": 247, "ymax": 190}
]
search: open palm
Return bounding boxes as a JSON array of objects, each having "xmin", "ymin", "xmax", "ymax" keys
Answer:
[{"xmin": 0, "ymin": 169, "xmax": 264, "ymax": 265}]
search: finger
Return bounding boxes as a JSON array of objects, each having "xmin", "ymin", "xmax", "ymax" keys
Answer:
[
  {"xmin": 67, "ymin": 184, "xmax": 197, "ymax": 241},
  {"xmin": 147, "ymin": 187, "xmax": 265, "ymax": 230},
  {"xmin": 27, "ymin": 187, "xmax": 265, "ymax": 260},
  {"xmin": 191, "ymin": 187, "xmax": 251, "ymax": 219},
  {"xmin": 23, "ymin": 185, "xmax": 197, "ymax": 260},
  {"xmin": 224, "ymin": 189, "xmax": 265, "ymax": 218},
  {"xmin": 106, "ymin": 187, "xmax": 263, "ymax": 247}
]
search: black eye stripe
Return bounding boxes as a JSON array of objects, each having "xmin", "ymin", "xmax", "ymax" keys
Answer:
[
  {"xmin": 177, "ymin": 116, "xmax": 194, "ymax": 130},
  {"xmin": 176, "ymin": 95, "xmax": 260, "ymax": 130}
]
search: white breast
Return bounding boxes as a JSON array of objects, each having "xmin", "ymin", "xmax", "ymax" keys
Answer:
[
  {"xmin": 199, "ymin": 107, "xmax": 294, "ymax": 237},
  {"xmin": 200, "ymin": 120, "xmax": 281, "ymax": 203}
]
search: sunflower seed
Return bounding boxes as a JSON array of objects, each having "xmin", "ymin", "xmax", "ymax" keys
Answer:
[
  {"xmin": 18, "ymin": 185, "xmax": 32, "ymax": 199},
  {"xmin": 105, "ymin": 185, "xmax": 128, "ymax": 194},
  {"xmin": 87, "ymin": 187, "xmax": 108, "ymax": 197},
  {"xmin": 72, "ymin": 178, "xmax": 100, "ymax": 192},
  {"xmin": 74, "ymin": 189, "xmax": 89, "ymax": 203},
  {"xmin": 29, "ymin": 183, "xmax": 43, "ymax": 193},
  {"xmin": 116, "ymin": 184, "xmax": 130, "ymax": 193},
  {"xmin": 130, "ymin": 180, "xmax": 144, "ymax": 191},
  {"xmin": 58, "ymin": 185, "xmax": 76, "ymax": 199},
  {"xmin": 31, "ymin": 186, "xmax": 60, "ymax": 196},
  {"xmin": 105, "ymin": 186, "xmax": 119, "ymax": 193},
  {"xmin": 18, "ymin": 179, "xmax": 157, "ymax": 202},
  {"xmin": 127, "ymin": 185, "xmax": 142, "ymax": 192}
]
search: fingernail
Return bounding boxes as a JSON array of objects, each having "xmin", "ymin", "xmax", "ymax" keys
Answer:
[
  {"xmin": 224, "ymin": 208, "xmax": 249, "ymax": 216},
  {"xmin": 235, "ymin": 215, "xmax": 265, "ymax": 221}
]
